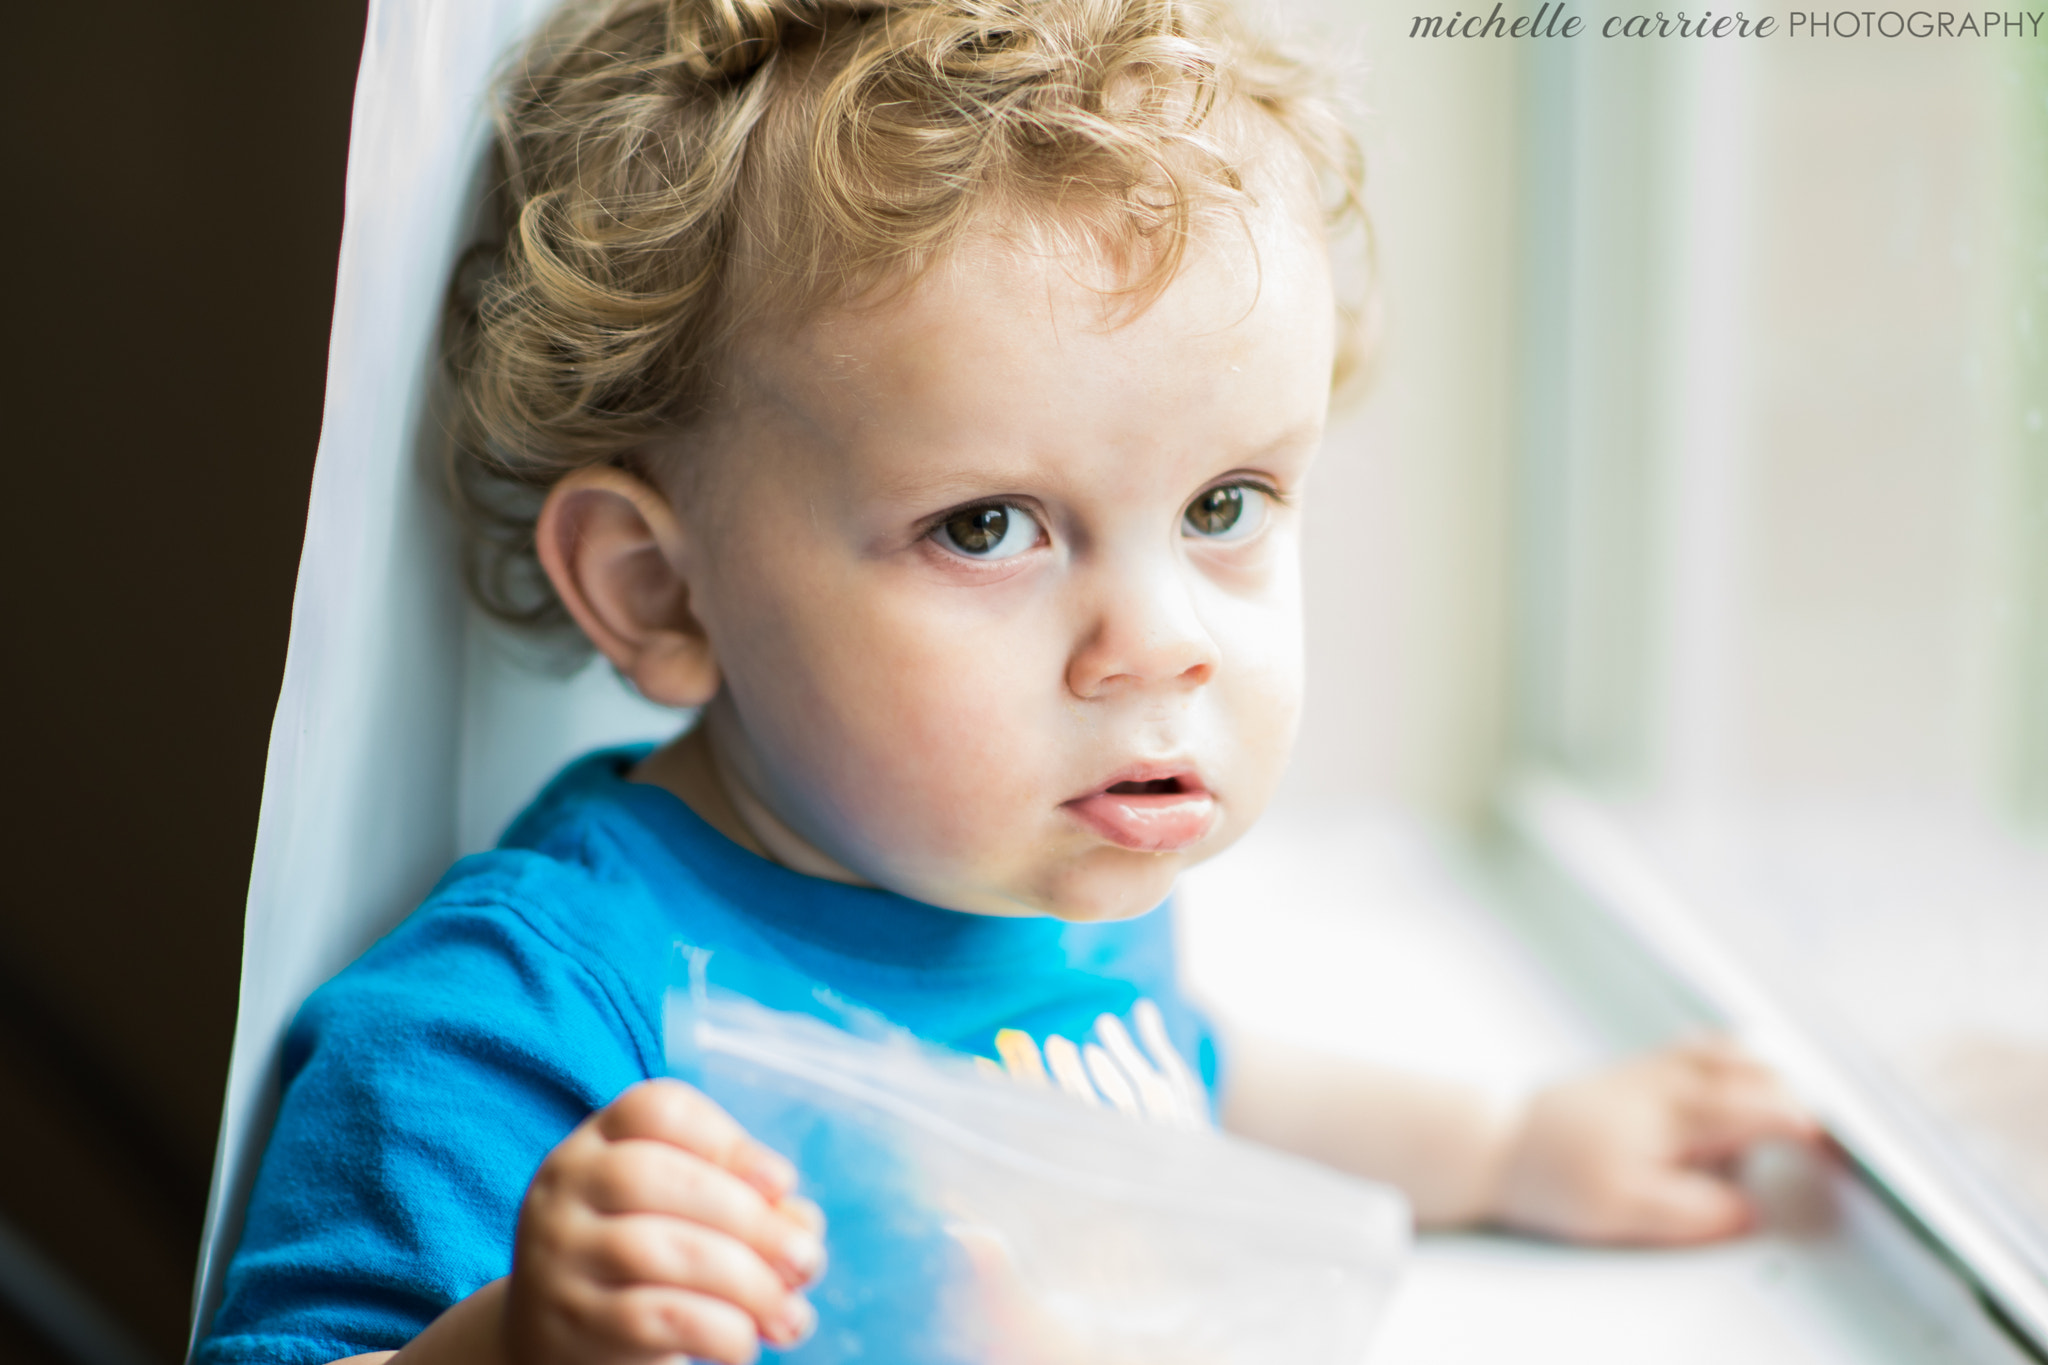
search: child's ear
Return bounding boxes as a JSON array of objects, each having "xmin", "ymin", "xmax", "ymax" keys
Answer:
[{"xmin": 534, "ymin": 465, "xmax": 719, "ymax": 709}]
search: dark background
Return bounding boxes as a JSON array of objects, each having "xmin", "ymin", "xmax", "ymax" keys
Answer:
[{"xmin": 5, "ymin": 3, "xmax": 369, "ymax": 1360}]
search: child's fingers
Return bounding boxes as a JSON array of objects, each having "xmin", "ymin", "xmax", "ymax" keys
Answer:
[
  {"xmin": 586, "ymin": 1140, "xmax": 826, "ymax": 1286},
  {"xmin": 948, "ymin": 1224, "xmax": 1045, "ymax": 1348},
  {"xmin": 1617, "ymin": 1169, "xmax": 1756, "ymax": 1245},
  {"xmin": 1670, "ymin": 1039, "xmax": 1814, "ymax": 1107},
  {"xmin": 1668, "ymin": 1035, "xmax": 1761, "ymax": 1076},
  {"xmin": 777, "ymin": 1193, "xmax": 827, "ymax": 1238},
  {"xmin": 1673, "ymin": 1070, "xmax": 1821, "ymax": 1160},
  {"xmin": 598, "ymin": 1079, "xmax": 798, "ymax": 1200},
  {"xmin": 586, "ymin": 1213, "xmax": 814, "ymax": 1347},
  {"xmin": 593, "ymin": 1282, "xmax": 769, "ymax": 1365}
]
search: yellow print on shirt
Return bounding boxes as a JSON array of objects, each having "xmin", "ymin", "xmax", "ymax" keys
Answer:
[{"xmin": 975, "ymin": 999, "xmax": 1209, "ymax": 1129}]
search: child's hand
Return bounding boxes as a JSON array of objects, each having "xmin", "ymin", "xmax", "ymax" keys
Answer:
[
  {"xmin": 508, "ymin": 1079, "xmax": 825, "ymax": 1365},
  {"xmin": 1489, "ymin": 1039, "xmax": 1822, "ymax": 1245},
  {"xmin": 949, "ymin": 1225, "xmax": 1227, "ymax": 1365}
]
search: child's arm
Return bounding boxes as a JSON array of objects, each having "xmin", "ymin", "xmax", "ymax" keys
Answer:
[
  {"xmin": 1220, "ymin": 1032, "xmax": 1819, "ymax": 1243},
  {"xmin": 324, "ymin": 1080, "xmax": 825, "ymax": 1365}
]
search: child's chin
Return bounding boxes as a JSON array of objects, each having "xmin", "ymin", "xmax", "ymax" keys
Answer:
[{"xmin": 1037, "ymin": 854, "xmax": 1185, "ymax": 923}]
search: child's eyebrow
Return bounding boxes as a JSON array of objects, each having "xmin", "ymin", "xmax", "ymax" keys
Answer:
[
  {"xmin": 1230, "ymin": 420, "xmax": 1326, "ymax": 467},
  {"xmin": 867, "ymin": 463, "xmax": 1061, "ymax": 509},
  {"xmin": 1176, "ymin": 421, "xmax": 1330, "ymax": 484},
  {"xmin": 867, "ymin": 421, "xmax": 1325, "ymax": 509}
]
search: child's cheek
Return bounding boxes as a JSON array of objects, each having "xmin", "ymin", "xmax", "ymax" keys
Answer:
[
  {"xmin": 1209, "ymin": 557, "xmax": 1308, "ymax": 749},
  {"xmin": 861, "ymin": 635, "xmax": 1063, "ymax": 845},
  {"xmin": 774, "ymin": 595, "xmax": 1066, "ymax": 863}
]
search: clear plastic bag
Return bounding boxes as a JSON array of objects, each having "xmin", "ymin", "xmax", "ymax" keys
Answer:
[{"xmin": 664, "ymin": 945, "xmax": 1411, "ymax": 1364}]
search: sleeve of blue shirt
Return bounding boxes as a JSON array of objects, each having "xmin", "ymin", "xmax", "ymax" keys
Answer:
[{"xmin": 196, "ymin": 855, "xmax": 660, "ymax": 1365}]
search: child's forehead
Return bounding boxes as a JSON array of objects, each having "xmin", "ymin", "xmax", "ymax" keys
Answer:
[
  {"xmin": 695, "ymin": 204, "xmax": 1333, "ymax": 497},
  {"xmin": 774, "ymin": 184, "xmax": 1327, "ymax": 390}
]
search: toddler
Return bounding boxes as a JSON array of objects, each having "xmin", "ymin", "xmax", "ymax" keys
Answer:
[{"xmin": 198, "ymin": 0, "xmax": 1816, "ymax": 1362}]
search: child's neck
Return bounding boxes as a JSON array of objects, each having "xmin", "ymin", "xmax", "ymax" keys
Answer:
[{"xmin": 631, "ymin": 722, "xmax": 868, "ymax": 887}]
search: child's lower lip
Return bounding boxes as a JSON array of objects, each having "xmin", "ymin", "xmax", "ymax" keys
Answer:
[{"xmin": 1062, "ymin": 791, "xmax": 1218, "ymax": 853}]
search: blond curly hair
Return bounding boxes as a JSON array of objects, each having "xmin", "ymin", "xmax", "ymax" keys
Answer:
[{"xmin": 448, "ymin": 0, "xmax": 1366, "ymax": 631}]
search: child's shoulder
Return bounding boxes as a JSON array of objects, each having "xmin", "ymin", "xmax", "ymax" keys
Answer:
[{"xmin": 286, "ymin": 746, "xmax": 710, "ymax": 1080}]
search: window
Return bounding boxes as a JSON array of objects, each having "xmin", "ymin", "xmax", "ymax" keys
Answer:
[{"xmin": 1509, "ymin": 33, "xmax": 2048, "ymax": 1345}]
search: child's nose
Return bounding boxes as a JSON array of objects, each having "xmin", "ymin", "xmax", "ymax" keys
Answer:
[{"xmin": 1065, "ymin": 563, "xmax": 1221, "ymax": 700}]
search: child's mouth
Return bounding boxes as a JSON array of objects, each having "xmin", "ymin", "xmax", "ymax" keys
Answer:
[{"xmin": 1063, "ymin": 770, "xmax": 1217, "ymax": 853}]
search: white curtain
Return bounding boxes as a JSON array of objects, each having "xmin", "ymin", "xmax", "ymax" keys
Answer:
[{"xmin": 188, "ymin": 0, "xmax": 682, "ymax": 1350}]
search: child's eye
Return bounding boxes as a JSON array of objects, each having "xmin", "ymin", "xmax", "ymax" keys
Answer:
[
  {"xmin": 934, "ymin": 502, "xmax": 1043, "ymax": 560},
  {"xmin": 1182, "ymin": 484, "xmax": 1269, "ymax": 541}
]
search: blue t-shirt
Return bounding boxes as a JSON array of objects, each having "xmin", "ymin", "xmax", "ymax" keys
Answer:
[{"xmin": 198, "ymin": 746, "xmax": 1220, "ymax": 1365}]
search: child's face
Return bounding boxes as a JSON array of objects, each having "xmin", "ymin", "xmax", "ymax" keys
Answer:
[{"xmin": 667, "ymin": 203, "xmax": 1334, "ymax": 921}]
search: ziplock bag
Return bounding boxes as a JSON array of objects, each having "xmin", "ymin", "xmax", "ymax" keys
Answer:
[{"xmin": 664, "ymin": 946, "xmax": 1411, "ymax": 1364}]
